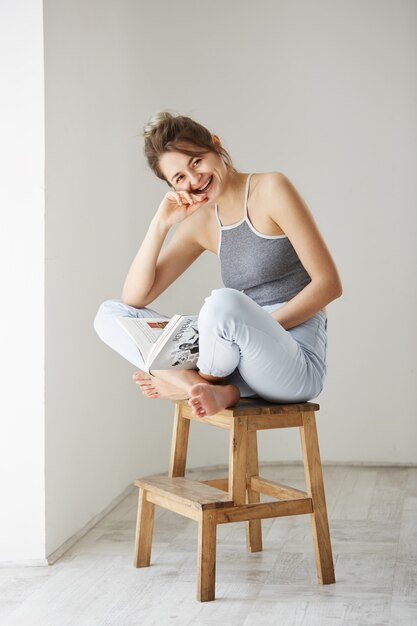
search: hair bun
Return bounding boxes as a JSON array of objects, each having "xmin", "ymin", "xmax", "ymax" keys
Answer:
[{"xmin": 142, "ymin": 110, "xmax": 178, "ymax": 139}]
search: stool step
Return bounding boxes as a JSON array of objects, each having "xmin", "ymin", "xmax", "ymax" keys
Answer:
[{"xmin": 134, "ymin": 475, "xmax": 234, "ymax": 512}]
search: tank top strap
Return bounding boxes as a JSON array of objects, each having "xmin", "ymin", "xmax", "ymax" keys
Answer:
[
  {"xmin": 243, "ymin": 173, "xmax": 253, "ymax": 218},
  {"xmin": 214, "ymin": 202, "xmax": 223, "ymax": 227},
  {"xmin": 215, "ymin": 173, "xmax": 253, "ymax": 226}
]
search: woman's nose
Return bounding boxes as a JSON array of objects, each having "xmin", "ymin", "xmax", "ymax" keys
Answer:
[{"xmin": 188, "ymin": 173, "xmax": 201, "ymax": 189}]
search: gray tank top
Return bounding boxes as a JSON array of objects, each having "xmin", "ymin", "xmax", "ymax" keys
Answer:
[{"xmin": 215, "ymin": 173, "xmax": 312, "ymax": 306}]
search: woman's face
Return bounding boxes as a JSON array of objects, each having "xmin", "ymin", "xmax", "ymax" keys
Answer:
[{"xmin": 158, "ymin": 144, "xmax": 228, "ymax": 201}]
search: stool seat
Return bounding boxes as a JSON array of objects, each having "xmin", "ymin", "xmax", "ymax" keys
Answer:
[
  {"xmin": 175, "ymin": 398, "xmax": 320, "ymax": 431},
  {"xmin": 133, "ymin": 398, "xmax": 335, "ymax": 601},
  {"xmin": 188, "ymin": 398, "xmax": 320, "ymax": 415}
]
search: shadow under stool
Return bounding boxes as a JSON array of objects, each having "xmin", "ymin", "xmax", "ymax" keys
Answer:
[{"xmin": 133, "ymin": 398, "xmax": 336, "ymax": 602}]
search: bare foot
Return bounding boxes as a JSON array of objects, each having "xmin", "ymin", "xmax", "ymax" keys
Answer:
[
  {"xmin": 132, "ymin": 370, "xmax": 188, "ymax": 401},
  {"xmin": 188, "ymin": 383, "xmax": 240, "ymax": 417}
]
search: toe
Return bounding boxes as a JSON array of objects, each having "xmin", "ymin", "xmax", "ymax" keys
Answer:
[
  {"xmin": 133, "ymin": 370, "xmax": 150, "ymax": 380},
  {"xmin": 138, "ymin": 382, "xmax": 153, "ymax": 389}
]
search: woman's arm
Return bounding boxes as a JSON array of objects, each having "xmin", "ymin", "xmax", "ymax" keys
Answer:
[
  {"xmin": 264, "ymin": 172, "xmax": 342, "ymax": 329},
  {"xmin": 122, "ymin": 190, "xmax": 207, "ymax": 308},
  {"xmin": 122, "ymin": 215, "xmax": 205, "ymax": 308},
  {"xmin": 122, "ymin": 217, "xmax": 170, "ymax": 306}
]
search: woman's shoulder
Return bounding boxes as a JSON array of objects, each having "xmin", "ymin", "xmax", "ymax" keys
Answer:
[
  {"xmin": 251, "ymin": 171, "xmax": 289, "ymax": 192},
  {"xmin": 251, "ymin": 171, "xmax": 300, "ymax": 208},
  {"xmin": 248, "ymin": 171, "xmax": 305, "ymax": 237}
]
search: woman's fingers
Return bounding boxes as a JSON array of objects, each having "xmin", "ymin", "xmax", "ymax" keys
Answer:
[
  {"xmin": 178, "ymin": 190, "xmax": 207, "ymax": 207},
  {"xmin": 180, "ymin": 191, "xmax": 194, "ymax": 205},
  {"xmin": 163, "ymin": 190, "xmax": 208, "ymax": 224},
  {"xmin": 193, "ymin": 194, "xmax": 208, "ymax": 206}
]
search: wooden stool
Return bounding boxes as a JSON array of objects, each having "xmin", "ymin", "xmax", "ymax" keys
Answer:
[{"xmin": 133, "ymin": 399, "xmax": 335, "ymax": 601}]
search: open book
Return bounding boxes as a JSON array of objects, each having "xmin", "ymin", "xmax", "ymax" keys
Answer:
[{"xmin": 117, "ymin": 315, "xmax": 199, "ymax": 371}]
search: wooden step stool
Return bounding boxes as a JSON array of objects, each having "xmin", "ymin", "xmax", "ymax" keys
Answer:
[{"xmin": 133, "ymin": 398, "xmax": 335, "ymax": 601}]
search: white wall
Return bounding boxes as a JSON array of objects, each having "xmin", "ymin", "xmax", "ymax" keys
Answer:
[
  {"xmin": 0, "ymin": 0, "xmax": 46, "ymax": 564},
  {"xmin": 44, "ymin": 0, "xmax": 416, "ymax": 560},
  {"xmin": 42, "ymin": 0, "xmax": 229, "ymax": 559},
  {"xmin": 124, "ymin": 0, "xmax": 417, "ymax": 465},
  {"xmin": 43, "ymin": 0, "xmax": 152, "ymax": 558},
  {"xmin": 2, "ymin": 0, "xmax": 415, "ymax": 564}
]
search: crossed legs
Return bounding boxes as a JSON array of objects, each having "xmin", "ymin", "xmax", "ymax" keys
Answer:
[{"xmin": 94, "ymin": 288, "xmax": 322, "ymax": 418}]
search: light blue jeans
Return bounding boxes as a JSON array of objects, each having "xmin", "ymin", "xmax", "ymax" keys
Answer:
[{"xmin": 93, "ymin": 287, "xmax": 328, "ymax": 403}]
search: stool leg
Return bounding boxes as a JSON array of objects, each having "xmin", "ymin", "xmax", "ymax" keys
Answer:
[
  {"xmin": 228, "ymin": 416, "xmax": 248, "ymax": 505},
  {"xmin": 169, "ymin": 403, "xmax": 190, "ymax": 477},
  {"xmin": 133, "ymin": 488, "xmax": 155, "ymax": 568},
  {"xmin": 300, "ymin": 411, "xmax": 335, "ymax": 584},
  {"xmin": 197, "ymin": 510, "xmax": 217, "ymax": 602},
  {"xmin": 245, "ymin": 430, "xmax": 263, "ymax": 552}
]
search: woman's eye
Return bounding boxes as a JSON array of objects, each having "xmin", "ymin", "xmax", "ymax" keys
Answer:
[{"xmin": 176, "ymin": 159, "xmax": 201, "ymax": 183}]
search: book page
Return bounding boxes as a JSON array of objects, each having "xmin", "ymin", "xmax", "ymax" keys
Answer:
[
  {"xmin": 116, "ymin": 317, "xmax": 171, "ymax": 361},
  {"xmin": 149, "ymin": 315, "xmax": 199, "ymax": 370},
  {"xmin": 134, "ymin": 319, "xmax": 171, "ymax": 344}
]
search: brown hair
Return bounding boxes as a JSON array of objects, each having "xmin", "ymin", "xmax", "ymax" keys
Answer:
[{"xmin": 142, "ymin": 110, "xmax": 239, "ymax": 186}]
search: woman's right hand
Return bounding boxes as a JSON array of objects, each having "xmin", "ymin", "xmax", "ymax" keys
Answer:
[{"xmin": 154, "ymin": 189, "xmax": 208, "ymax": 229}]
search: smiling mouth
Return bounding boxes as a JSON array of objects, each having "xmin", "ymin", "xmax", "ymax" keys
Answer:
[{"xmin": 192, "ymin": 176, "xmax": 213, "ymax": 194}]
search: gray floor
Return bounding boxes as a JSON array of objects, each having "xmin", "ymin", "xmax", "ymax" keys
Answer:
[{"xmin": 1, "ymin": 464, "xmax": 416, "ymax": 626}]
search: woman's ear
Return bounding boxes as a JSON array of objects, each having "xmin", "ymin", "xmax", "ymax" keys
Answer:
[{"xmin": 211, "ymin": 134, "xmax": 221, "ymax": 147}]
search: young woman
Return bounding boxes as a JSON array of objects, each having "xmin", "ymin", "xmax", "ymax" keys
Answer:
[{"xmin": 94, "ymin": 111, "xmax": 342, "ymax": 418}]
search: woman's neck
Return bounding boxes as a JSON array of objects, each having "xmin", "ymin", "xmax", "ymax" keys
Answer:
[{"xmin": 215, "ymin": 170, "xmax": 248, "ymax": 212}]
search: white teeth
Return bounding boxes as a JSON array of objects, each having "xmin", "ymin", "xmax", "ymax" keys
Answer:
[{"xmin": 198, "ymin": 177, "xmax": 212, "ymax": 191}]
